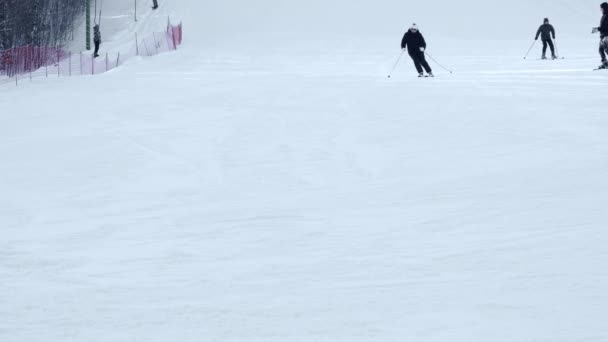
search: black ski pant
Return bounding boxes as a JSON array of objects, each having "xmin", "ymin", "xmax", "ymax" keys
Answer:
[
  {"xmin": 542, "ymin": 39, "xmax": 555, "ymax": 56},
  {"xmin": 600, "ymin": 37, "xmax": 608, "ymax": 63},
  {"xmin": 408, "ymin": 50, "xmax": 432, "ymax": 74},
  {"xmin": 94, "ymin": 41, "xmax": 100, "ymax": 57}
]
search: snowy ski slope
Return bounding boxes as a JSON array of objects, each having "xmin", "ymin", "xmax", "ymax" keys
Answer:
[
  {"xmin": 69, "ymin": 0, "xmax": 175, "ymax": 52},
  {"xmin": 2, "ymin": 1, "xmax": 608, "ymax": 342}
]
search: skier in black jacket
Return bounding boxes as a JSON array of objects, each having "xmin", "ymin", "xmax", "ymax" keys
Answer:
[
  {"xmin": 401, "ymin": 24, "xmax": 433, "ymax": 77},
  {"xmin": 592, "ymin": 2, "xmax": 608, "ymax": 69},
  {"xmin": 535, "ymin": 18, "xmax": 556, "ymax": 59},
  {"xmin": 93, "ymin": 24, "xmax": 101, "ymax": 58}
]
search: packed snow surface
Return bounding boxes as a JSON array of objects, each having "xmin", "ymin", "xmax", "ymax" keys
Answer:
[{"xmin": 2, "ymin": 0, "xmax": 608, "ymax": 341}]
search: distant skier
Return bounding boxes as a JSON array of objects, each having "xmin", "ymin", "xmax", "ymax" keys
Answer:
[
  {"xmin": 152, "ymin": 0, "xmax": 159, "ymax": 10},
  {"xmin": 535, "ymin": 18, "xmax": 557, "ymax": 59},
  {"xmin": 93, "ymin": 24, "xmax": 101, "ymax": 58},
  {"xmin": 592, "ymin": 2, "xmax": 608, "ymax": 69},
  {"xmin": 401, "ymin": 24, "xmax": 433, "ymax": 77}
]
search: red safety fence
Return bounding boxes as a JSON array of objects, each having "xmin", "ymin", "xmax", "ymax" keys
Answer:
[
  {"xmin": 0, "ymin": 46, "xmax": 68, "ymax": 77},
  {"xmin": 0, "ymin": 18, "xmax": 183, "ymax": 86},
  {"xmin": 169, "ymin": 20, "xmax": 183, "ymax": 49}
]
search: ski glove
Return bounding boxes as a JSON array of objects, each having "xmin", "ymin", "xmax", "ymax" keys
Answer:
[
  {"xmin": 593, "ymin": 27, "xmax": 600, "ymax": 34},
  {"xmin": 419, "ymin": 47, "xmax": 425, "ymax": 52}
]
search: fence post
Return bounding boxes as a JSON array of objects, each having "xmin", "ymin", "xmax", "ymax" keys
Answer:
[
  {"xmin": 171, "ymin": 27, "xmax": 178, "ymax": 50},
  {"xmin": 165, "ymin": 32, "xmax": 172, "ymax": 52},
  {"xmin": 105, "ymin": 52, "xmax": 108, "ymax": 72},
  {"xmin": 143, "ymin": 38, "xmax": 150, "ymax": 56},
  {"xmin": 172, "ymin": 27, "xmax": 177, "ymax": 50},
  {"xmin": 135, "ymin": 32, "xmax": 139, "ymax": 56},
  {"xmin": 25, "ymin": 46, "xmax": 29, "ymax": 77},
  {"xmin": 57, "ymin": 50, "xmax": 60, "ymax": 77},
  {"xmin": 12, "ymin": 50, "xmax": 15, "ymax": 79},
  {"xmin": 116, "ymin": 52, "xmax": 120, "ymax": 67},
  {"xmin": 69, "ymin": 52, "xmax": 72, "ymax": 76},
  {"xmin": 29, "ymin": 48, "xmax": 32, "ymax": 80},
  {"xmin": 152, "ymin": 32, "xmax": 159, "ymax": 54},
  {"xmin": 80, "ymin": 52, "xmax": 83, "ymax": 75},
  {"xmin": 9, "ymin": 50, "xmax": 14, "ymax": 78},
  {"xmin": 92, "ymin": 55, "xmax": 95, "ymax": 75},
  {"xmin": 14, "ymin": 48, "xmax": 18, "ymax": 77},
  {"xmin": 15, "ymin": 48, "xmax": 18, "ymax": 85}
]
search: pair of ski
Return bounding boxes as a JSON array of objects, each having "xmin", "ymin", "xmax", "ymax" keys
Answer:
[
  {"xmin": 540, "ymin": 57, "xmax": 607, "ymax": 71},
  {"xmin": 536, "ymin": 56, "xmax": 607, "ymax": 70}
]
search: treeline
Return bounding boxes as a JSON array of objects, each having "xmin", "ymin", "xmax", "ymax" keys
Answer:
[{"xmin": 0, "ymin": 0, "xmax": 85, "ymax": 50}]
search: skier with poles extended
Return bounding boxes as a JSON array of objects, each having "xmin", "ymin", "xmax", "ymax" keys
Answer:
[
  {"xmin": 535, "ymin": 18, "xmax": 557, "ymax": 59},
  {"xmin": 401, "ymin": 23, "xmax": 433, "ymax": 77},
  {"xmin": 592, "ymin": 2, "xmax": 608, "ymax": 69}
]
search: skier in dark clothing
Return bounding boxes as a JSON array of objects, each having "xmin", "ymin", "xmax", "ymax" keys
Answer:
[
  {"xmin": 401, "ymin": 23, "xmax": 433, "ymax": 77},
  {"xmin": 93, "ymin": 24, "xmax": 101, "ymax": 58},
  {"xmin": 592, "ymin": 2, "xmax": 608, "ymax": 69},
  {"xmin": 535, "ymin": 18, "xmax": 556, "ymax": 59}
]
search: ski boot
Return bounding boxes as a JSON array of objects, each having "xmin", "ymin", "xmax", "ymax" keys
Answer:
[
  {"xmin": 552, "ymin": 55, "xmax": 557, "ymax": 60},
  {"xmin": 541, "ymin": 54, "xmax": 547, "ymax": 60},
  {"xmin": 418, "ymin": 72, "xmax": 424, "ymax": 78},
  {"xmin": 598, "ymin": 62, "xmax": 608, "ymax": 70},
  {"xmin": 427, "ymin": 72, "xmax": 434, "ymax": 77}
]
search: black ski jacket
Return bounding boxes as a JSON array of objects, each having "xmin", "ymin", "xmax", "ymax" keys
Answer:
[
  {"xmin": 401, "ymin": 31, "xmax": 427, "ymax": 53},
  {"xmin": 600, "ymin": 14, "xmax": 608, "ymax": 38},
  {"xmin": 94, "ymin": 27, "xmax": 101, "ymax": 43},
  {"xmin": 536, "ymin": 24, "xmax": 555, "ymax": 40}
]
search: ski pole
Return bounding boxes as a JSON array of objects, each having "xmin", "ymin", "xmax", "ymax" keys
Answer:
[
  {"xmin": 387, "ymin": 50, "xmax": 405, "ymax": 78},
  {"xmin": 553, "ymin": 39, "xmax": 559, "ymax": 57},
  {"xmin": 425, "ymin": 52, "xmax": 453, "ymax": 74},
  {"xmin": 523, "ymin": 40, "xmax": 536, "ymax": 59}
]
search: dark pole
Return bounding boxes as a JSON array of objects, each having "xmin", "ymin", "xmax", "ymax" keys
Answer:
[{"xmin": 86, "ymin": 0, "xmax": 91, "ymax": 50}]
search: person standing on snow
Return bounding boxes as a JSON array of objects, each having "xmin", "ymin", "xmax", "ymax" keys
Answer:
[
  {"xmin": 592, "ymin": 2, "xmax": 608, "ymax": 69},
  {"xmin": 93, "ymin": 24, "xmax": 101, "ymax": 58},
  {"xmin": 401, "ymin": 24, "xmax": 433, "ymax": 77},
  {"xmin": 535, "ymin": 18, "xmax": 557, "ymax": 59}
]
